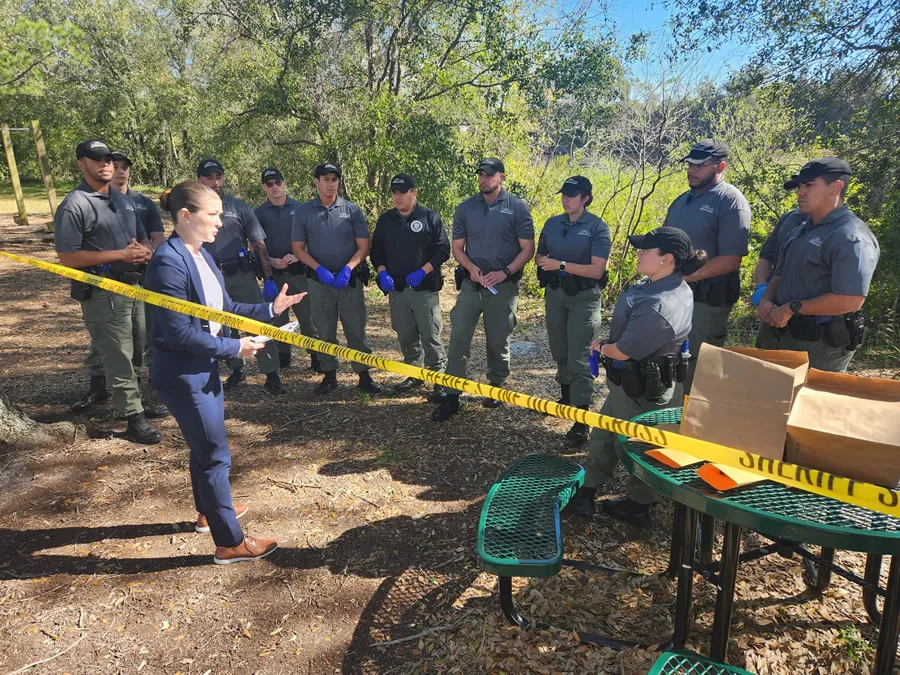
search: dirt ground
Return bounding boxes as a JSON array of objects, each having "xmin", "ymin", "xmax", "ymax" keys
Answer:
[{"xmin": 0, "ymin": 214, "xmax": 897, "ymax": 674}]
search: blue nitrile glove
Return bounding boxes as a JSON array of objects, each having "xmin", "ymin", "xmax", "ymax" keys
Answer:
[
  {"xmin": 334, "ymin": 265, "xmax": 352, "ymax": 289},
  {"xmin": 751, "ymin": 283, "xmax": 767, "ymax": 306},
  {"xmin": 315, "ymin": 266, "xmax": 335, "ymax": 286},
  {"xmin": 405, "ymin": 268, "xmax": 427, "ymax": 288},
  {"xmin": 262, "ymin": 279, "xmax": 278, "ymax": 301},
  {"xmin": 377, "ymin": 270, "xmax": 395, "ymax": 293},
  {"xmin": 589, "ymin": 350, "xmax": 601, "ymax": 378}
]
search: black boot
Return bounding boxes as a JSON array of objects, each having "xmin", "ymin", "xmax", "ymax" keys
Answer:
[
  {"xmin": 601, "ymin": 497, "xmax": 652, "ymax": 528},
  {"xmin": 223, "ymin": 368, "xmax": 245, "ymax": 391},
  {"xmin": 566, "ymin": 486, "xmax": 596, "ymax": 516},
  {"xmin": 279, "ymin": 351, "xmax": 292, "ymax": 369},
  {"xmin": 316, "ymin": 371, "xmax": 338, "ymax": 395},
  {"xmin": 394, "ymin": 377, "xmax": 423, "ymax": 392},
  {"xmin": 310, "ymin": 352, "xmax": 324, "ymax": 374},
  {"xmin": 543, "ymin": 384, "xmax": 570, "ymax": 415},
  {"xmin": 431, "ymin": 394, "xmax": 460, "ymax": 422},
  {"xmin": 125, "ymin": 413, "xmax": 162, "ymax": 445},
  {"xmin": 565, "ymin": 405, "xmax": 589, "ymax": 445},
  {"xmin": 142, "ymin": 403, "xmax": 171, "ymax": 419},
  {"xmin": 264, "ymin": 371, "xmax": 286, "ymax": 395},
  {"xmin": 71, "ymin": 376, "xmax": 109, "ymax": 412},
  {"xmin": 358, "ymin": 371, "xmax": 382, "ymax": 394},
  {"xmin": 428, "ymin": 385, "xmax": 447, "ymax": 403}
]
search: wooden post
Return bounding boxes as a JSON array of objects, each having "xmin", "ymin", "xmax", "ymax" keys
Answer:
[
  {"xmin": 31, "ymin": 120, "xmax": 57, "ymax": 225},
  {"xmin": 1, "ymin": 125, "xmax": 28, "ymax": 227}
]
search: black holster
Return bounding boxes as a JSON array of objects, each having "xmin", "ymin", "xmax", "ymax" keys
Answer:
[
  {"xmin": 691, "ymin": 270, "xmax": 740, "ymax": 307},
  {"xmin": 455, "ymin": 266, "xmax": 468, "ymax": 291},
  {"xmin": 351, "ymin": 260, "xmax": 371, "ymax": 287},
  {"xmin": 219, "ymin": 259, "xmax": 241, "ymax": 276},
  {"xmin": 250, "ymin": 254, "xmax": 264, "ymax": 280},
  {"xmin": 823, "ymin": 312, "xmax": 864, "ymax": 350},
  {"xmin": 70, "ymin": 280, "xmax": 93, "ymax": 301}
]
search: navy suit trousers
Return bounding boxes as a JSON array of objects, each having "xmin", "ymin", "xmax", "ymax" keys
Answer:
[{"xmin": 157, "ymin": 363, "xmax": 243, "ymax": 548}]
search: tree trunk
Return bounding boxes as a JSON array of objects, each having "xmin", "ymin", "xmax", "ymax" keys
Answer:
[{"xmin": 0, "ymin": 389, "xmax": 79, "ymax": 450}]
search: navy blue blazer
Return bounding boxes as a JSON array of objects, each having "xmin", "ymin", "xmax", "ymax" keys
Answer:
[{"xmin": 145, "ymin": 234, "xmax": 273, "ymax": 391}]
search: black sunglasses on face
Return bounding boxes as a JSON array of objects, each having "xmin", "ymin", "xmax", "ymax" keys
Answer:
[{"xmin": 265, "ymin": 180, "xmax": 283, "ymax": 187}]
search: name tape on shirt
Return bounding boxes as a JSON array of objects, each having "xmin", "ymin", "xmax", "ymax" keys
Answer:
[{"xmin": 2, "ymin": 249, "xmax": 899, "ymax": 521}]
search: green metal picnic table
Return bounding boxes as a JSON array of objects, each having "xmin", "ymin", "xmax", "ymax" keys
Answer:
[{"xmin": 620, "ymin": 407, "xmax": 900, "ymax": 675}]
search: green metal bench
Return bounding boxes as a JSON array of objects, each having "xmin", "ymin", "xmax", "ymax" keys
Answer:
[
  {"xmin": 477, "ymin": 453, "xmax": 584, "ymax": 579},
  {"xmin": 648, "ymin": 651, "xmax": 752, "ymax": 675},
  {"xmin": 476, "ymin": 453, "xmax": 649, "ymax": 648}
]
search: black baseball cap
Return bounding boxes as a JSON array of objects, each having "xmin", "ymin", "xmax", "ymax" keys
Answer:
[
  {"xmin": 477, "ymin": 157, "xmax": 505, "ymax": 175},
  {"xmin": 76, "ymin": 138, "xmax": 113, "ymax": 161},
  {"xmin": 110, "ymin": 151, "xmax": 132, "ymax": 166},
  {"xmin": 681, "ymin": 139, "xmax": 729, "ymax": 164},
  {"xmin": 314, "ymin": 162, "xmax": 341, "ymax": 178},
  {"xmin": 390, "ymin": 173, "xmax": 416, "ymax": 192},
  {"xmin": 783, "ymin": 157, "xmax": 853, "ymax": 190},
  {"xmin": 197, "ymin": 159, "xmax": 225, "ymax": 176},
  {"xmin": 628, "ymin": 226, "xmax": 692, "ymax": 261},
  {"xmin": 558, "ymin": 175, "xmax": 592, "ymax": 196},
  {"xmin": 261, "ymin": 168, "xmax": 284, "ymax": 183}
]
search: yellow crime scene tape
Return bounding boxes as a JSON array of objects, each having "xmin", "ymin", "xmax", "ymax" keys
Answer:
[{"xmin": 2, "ymin": 249, "xmax": 899, "ymax": 520}]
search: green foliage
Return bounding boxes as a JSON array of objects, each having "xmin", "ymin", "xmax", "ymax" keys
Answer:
[{"xmin": 1, "ymin": 0, "xmax": 897, "ymax": 346}]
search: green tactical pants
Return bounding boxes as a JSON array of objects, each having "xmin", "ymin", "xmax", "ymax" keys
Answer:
[
  {"xmin": 582, "ymin": 381, "xmax": 683, "ymax": 504},
  {"xmin": 445, "ymin": 279, "xmax": 519, "ymax": 391},
  {"xmin": 389, "ymin": 288, "xmax": 447, "ymax": 372},
  {"xmin": 272, "ymin": 270, "xmax": 319, "ymax": 357},
  {"xmin": 86, "ymin": 297, "xmax": 148, "ymax": 376},
  {"xmin": 223, "ymin": 269, "xmax": 278, "ymax": 375},
  {"xmin": 544, "ymin": 284, "xmax": 603, "ymax": 408},
  {"xmin": 684, "ymin": 300, "xmax": 734, "ymax": 393},
  {"xmin": 307, "ymin": 279, "xmax": 372, "ymax": 373},
  {"xmin": 80, "ymin": 288, "xmax": 145, "ymax": 417},
  {"xmin": 756, "ymin": 321, "xmax": 854, "ymax": 373}
]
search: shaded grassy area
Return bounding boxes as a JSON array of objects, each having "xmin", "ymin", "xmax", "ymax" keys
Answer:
[{"xmin": 0, "ymin": 179, "xmax": 162, "ymax": 218}]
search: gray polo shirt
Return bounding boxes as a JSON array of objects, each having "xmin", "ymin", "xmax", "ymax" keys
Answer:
[
  {"xmin": 125, "ymin": 188, "xmax": 164, "ymax": 235},
  {"xmin": 663, "ymin": 180, "xmax": 751, "ymax": 279},
  {"xmin": 203, "ymin": 193, "xmax": 265, "ymax": 265},
  {"xmin": 774, "ymin": 205, "xmax": 880, "ymax": 306},
  {"xmin": 537, "ymin": 210, "xmax": 611, "ymax": 266},
  {"xmin": 291, "ymin": 196, "xmax": 369, "ymax": 272},
  {"xmin": 256, "ymin": 196, "xmax": 301, "ymax": 259},
  {"xmin": 609, "ymin": 273, "xmax": 694, "ymax": 361},
  {"xmin": 452, "ymin": 188, "xmax": 534, "ymax": 272},
  {"xmin": 54, "ymin": 181, "xmax": 146, "ymax": 271},
  {"xmin": 760, "ymin": 209, "xmax": 806, "ymax": 266}
]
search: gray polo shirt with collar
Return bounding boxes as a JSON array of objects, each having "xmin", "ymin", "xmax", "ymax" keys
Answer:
[
  {"xmin": 291, "ymin": 196, "xmax": 369, "ymax": 272},
  {"xmin": 663, "ymin": 180, "xmax": 751, "ymax": 281},
  {"xmin": 203, "ymin": 193, "xmax": 265, "ymax": 265},
  {"xmin": 54, "ymin": 181, "xmax": 146, "ymax": 272},
  {"xmin": 537, "ymin": 210, "xmax": 611, "ymax": 265},
  {"xmin": 774, "ymin": 205, "xmax": 880, "ymax": 306},
  {"xmin": 256, "ymin": 196, "xmax": 301, "ymax": 259},
  {"xmin": 609, "ymin": 273, "xmax": 694, "ymax": 361},
  {"xmin": 452, "ymin": 188, "xmax": 534, "ymax": 272}
]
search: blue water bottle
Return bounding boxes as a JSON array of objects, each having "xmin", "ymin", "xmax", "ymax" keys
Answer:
[{"xmin": 677, "ymin": 339, "xmax": 690, "ymax": 383}]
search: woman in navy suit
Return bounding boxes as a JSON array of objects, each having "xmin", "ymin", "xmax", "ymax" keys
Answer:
[{"xmin": 145, "ymin": 181, "xmax": 305, "ymax": 564}]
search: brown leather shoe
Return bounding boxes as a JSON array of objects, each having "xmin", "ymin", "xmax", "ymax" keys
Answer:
[
  {"xmin": 195, "ymin": 503, "xmax": 248, "ymax": 533},
  {"xmin": 213, "ymin": 535, "xmax": 278, "ymax": 565}
]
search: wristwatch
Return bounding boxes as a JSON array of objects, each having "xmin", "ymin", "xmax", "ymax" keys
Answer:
[
  {"xmin": 789, "ymin": 300, "xmax": 802, "ymax": 315},
  {"xmin": 502, "ymin": 267, "xmax": 512, "ymax": 277},
  {"xmin": 559, "ymin": 261, "xmax": 567, "ymax": 272}
]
